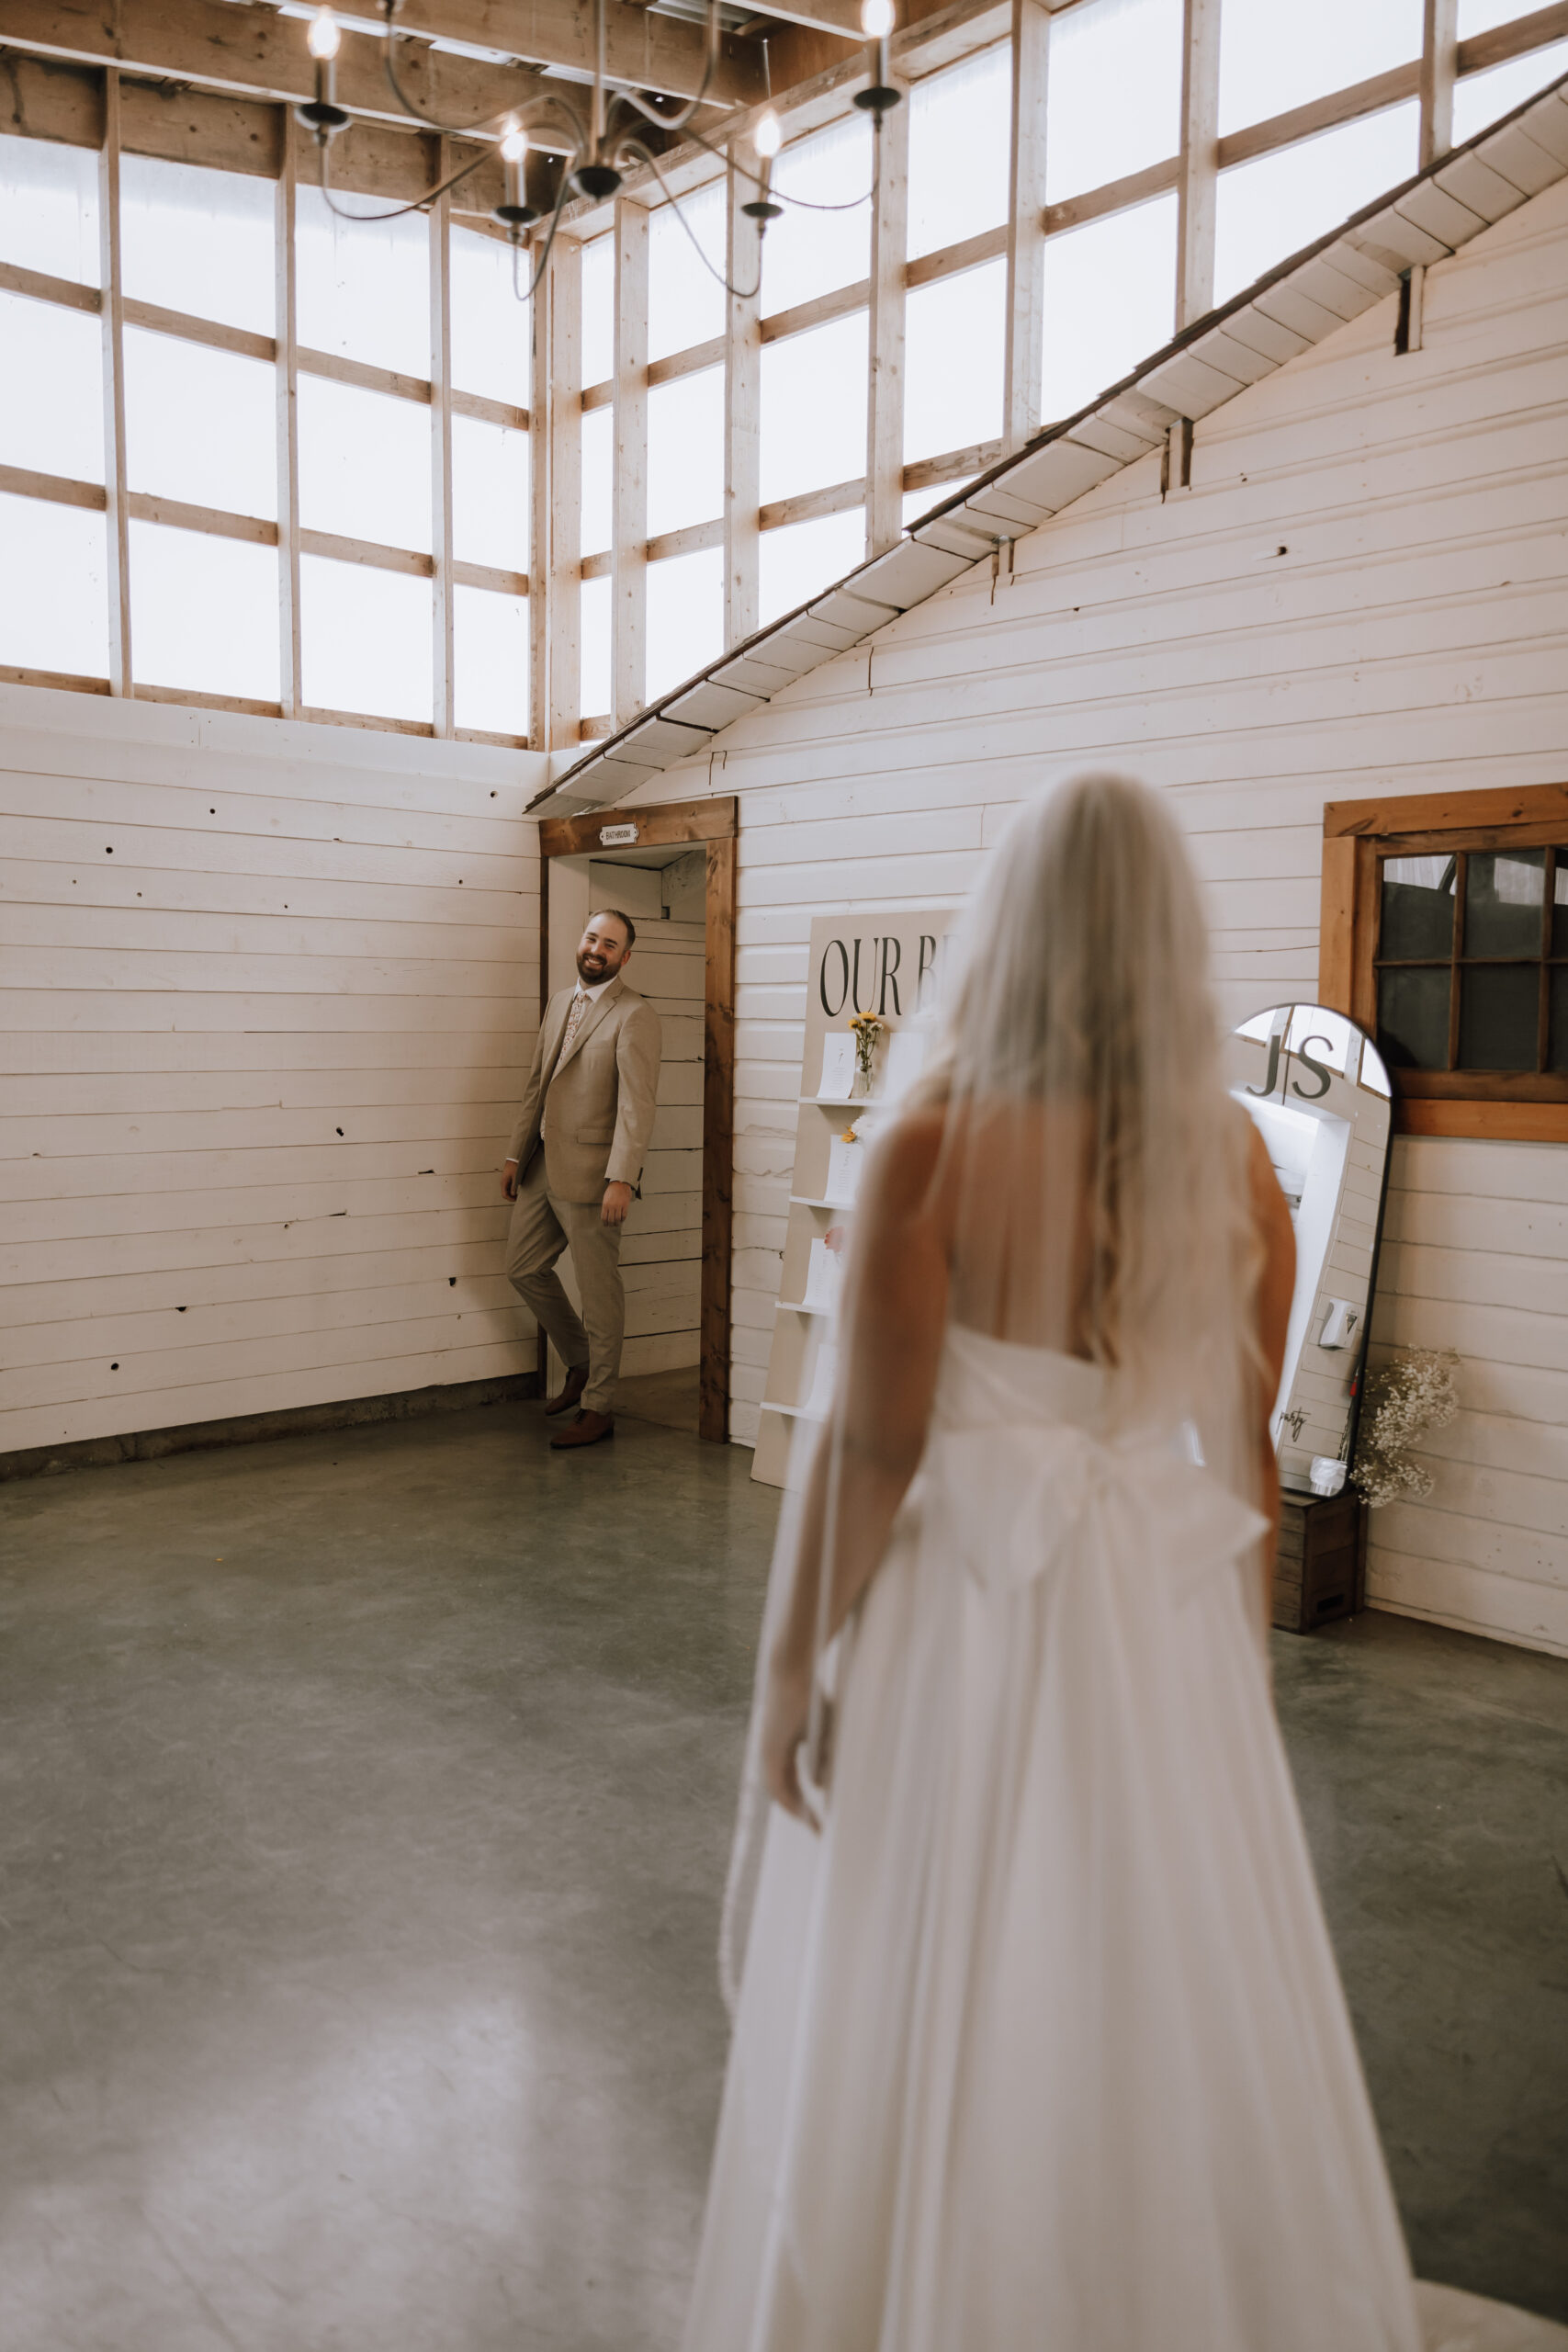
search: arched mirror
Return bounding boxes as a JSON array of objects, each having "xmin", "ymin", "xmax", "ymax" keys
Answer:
[{"xmin": 1227, "ymin": 1004, "xmax": 1393, "ymax": 1499}]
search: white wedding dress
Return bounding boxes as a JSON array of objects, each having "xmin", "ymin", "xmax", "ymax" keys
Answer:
[{"xmin": 685, "ymin": 1323, "xmax": 1423, "ymax": 2352}]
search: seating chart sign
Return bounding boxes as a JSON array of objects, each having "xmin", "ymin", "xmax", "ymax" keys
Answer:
[{"xmin": 752, "ymin": 907, "xmax": 960, "ymax": 1488}]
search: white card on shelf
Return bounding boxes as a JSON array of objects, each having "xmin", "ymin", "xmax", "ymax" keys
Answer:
[
  {"xmin": 818, "ymin": 1033, "xmax": 856, "ymax": 1100},
  {"xmin": 884, "ymin": 1028, "xmax": 927, "ymax": 1101},
  {"xmin": 803, "ymin": 1236, "xmax": 842, "ymax": 1312},
  {"xmin": 826, "ymin": 1130, "xmax": 864, "ymax": 1204}
]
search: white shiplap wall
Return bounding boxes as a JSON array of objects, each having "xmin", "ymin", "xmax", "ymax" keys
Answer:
[
  {"xmin": 618, "ymin": 175, "xmax": 1568, "ymax": 1657},
  {"xmin": 0, "ymin": 688, "xmax": 547, "ymax": 1457}
]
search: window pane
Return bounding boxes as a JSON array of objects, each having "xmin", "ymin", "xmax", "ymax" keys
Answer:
[
  {"xmin": 0, "ymin": 133, "xmax": 98, "ymax": 285},
  {"xmin": 1220, "ymin": 0, "xmax": 1422, "ymax": 135},
  {"xmin": 121, "ymin": 155, "xmax": 274, "ymax": 335},
  {"xmin": 298, "ymin": 375, "xmax": 432, "ymax": 552},
  {"xmin": 454, "ymin": 413, "xmax": 527, "ymax": 571},
  {"xmin": 581, "ymin": 575, "xmax": 612, "ymax": 719},
  {"xmin": 125, "ymin": 329, "xmax": 276, "ymax": 520},
  {"xmin": 1040, "ymin": 196, "xmax": 1175, "ymax": 424},
  {"xmin": 1551, "ymin": 860, "xmax": 1568, "ymax": 956},
  {"xmin": 0, "ymin": 494, "xmax": 108, "ymax": 676},
  {"xmin": 1549, "ymin": 967, "xmax": 1568, "ymax": 1072},
  {"xmin": 581, "ymin": 232, "xmax": 615, "ymax": 390},
  {"xmin": 455, "ymin": 584, "xmax": 527, "ymax": 737},
  {"xmin": 1459, "ymin": 964, "xmax": 1539, "ymax": 1069},
  {"xmin": 1381, "ymin": 854, "xmax": 1456, "ymax": 958},
  {"xmin": 1378, "ymin": 966, "xmax": 1450, "ymax": 1069},
  {"xmin": 904, "ymin": 261, "xmax": 1005, "ymax": 464},
  {"xmin": 908, "ymin": 47, "xmax": 1011, "ymax": 260},
  {"xmin": 761, "ymin": 311, "xmax": 869, "ymax": 503},
  {"xmin": 761, "ymin": 508, "xmax": 865, "ymax": 626},
  {"xmin": 450, "ymin": 224, "xmax": 529, "ymax": 404},
  {"xmin": 1466, "ymin": 849, "xmax": 1545, "ymax": 957},
  {"xmin": 130, "ymin": 523, "xmax": 280, "ymax": 703},
  {"xmin": 649, "ymin": 185, "xmax": 726, "ymax": 363},
  {"xmin": 647, "ymin": 547, "xmax": 722, "ymax": 702},
  {"xmin": 649, "ymin": 368, "xmax": 724, "ymax": 537},
  {"xmin": 300, "ymin": 554, "xmax": 431, "ymax": 721},
  {"xmin": 296, "ymin": 187, "xmax": 429, "ymax": 379},
  {"xmin": 0, "ymin": 294, "xmax": 103, "ymax": 481},
  {"xmin": 1215, "ymin": 105, "xmax": 1419, "ymax": 307},
  {"xmin": 581, "ymin": 405, "xmax": 613, "ymax": 558},
  {"xmin": 1044, "ymin": 0, "xmax": 1183, "ymax": 204},
  {"xmin": 761, "ymin": 118, "xmax": 873, "ymax": 320},
  {"xmin": 904, "ymin": 477, "xmax": 977, "ymax": 527},
  {"xmin": 1453, "ymin": 41, "xmax": 1568, "ymax": 142}
]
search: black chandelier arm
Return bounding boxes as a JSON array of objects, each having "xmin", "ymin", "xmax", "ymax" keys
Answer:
[
  {"xmin": 682, "ymin": 122, "xmax": 875, "ymax": 213},
  {"xmin": 612, "ymin": 0, "xmax": 721, "ymax": 138},
  {"xmin": 378, "ymin": 0, "xmax": 513, "ymax": 136},
  {"xmin": 511, "ymin": 160, "xmax": 578, "ymax": 305},
  {"xmin": 620, "ymin": 139, "xmax": 761, "ymax": 302},
  {"xmin": 313, "ymin": 134, "xmax": 491, "ymax": 222}
]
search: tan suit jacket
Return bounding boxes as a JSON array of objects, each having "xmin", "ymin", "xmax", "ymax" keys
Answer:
[{"xmin": 508, "ymin": 974, "xmax": 661, "ymax": 1204}]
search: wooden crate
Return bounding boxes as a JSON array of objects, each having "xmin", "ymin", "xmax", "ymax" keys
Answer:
[{"xmin": 1271, "ymin": 1488, "xmax": 1367, "ymax": 1634}]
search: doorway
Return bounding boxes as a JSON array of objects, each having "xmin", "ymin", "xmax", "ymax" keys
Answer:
[{"xmin": 537, "ymin": 797, "xmax": 737, "ymax": 1442}]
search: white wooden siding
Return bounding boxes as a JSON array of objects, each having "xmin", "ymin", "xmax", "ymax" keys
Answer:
[
  {"xmin": 0, "ymin": 687, "xmax": 548, "ymax": 1455},
  {"xmin": 619, "ymin": 175, "xmax": 1568, "ymax": 1655}
]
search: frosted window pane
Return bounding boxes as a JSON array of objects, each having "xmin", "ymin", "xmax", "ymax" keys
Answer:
[
  {"xmin": 300, "ymin": 555, "xmax": 432, "ymax": 720},
  {"xmin": 1459, "ymin": 0, "xmax": 1539, "ymax": 28},
  {"xmin": 454, "ymin": 414, "xmax": 528, "ymax": 571},
  {"xmin": 646, "ymin": 547, "xmax": 722, "ymax": 701},
  {"xmin": 581, "ymin": 406, "xmax": 613, "ymax": 558},
  {"xmin": 296, "ymin": 187, "xmax": 429, "ymax": 378},
  {"xmin": 908, "ymin": 47, "xmax": 1011, "ymax": 261},
  {"xmin": 1040, "ymin": 196, "xmax": 1176, "ymax": 423},
  {"xmin": 904, "ymin": 261, "xmax": 1005, "ymax": 463},
  {"xmin": 1214, "ymin": 106, "xmax": 1418, "ymax": 306},
  {"xmin": 125, "ymin": 329, "xmax": 276, "ymax": 519},
  {"xmin": 904, "ymin": 478, "xmax": 976, "ymax": 527},
  {"xmin": 649, "ymin": 184, "xmax": 726, "ymax": 362},
  {"xmin": 130, "ymin": 523, "xmax": 280, "ymax": 703},
  {"xmin": 451, "ymin": 224, "xmax": 530, "ymax": 403},
  {"xmin": 648, "ymin": 368, "xmax": 724, "ymax": 537},
  {"xmin": 121, "ymin": 155, "xmax": 274, "ymax": 334},
  {"xmin": 761, "ymin": 118, "xmax": 873, "ymax": 320},
  {"xmin": 760, "ymin": 508, "xmax": 864, "ymax": 626},
  {"xmin": 299, "ymin": 375, "xmax": 432, "ymax": 553},
  {"xmin": 1220, "ymin": 0, "xmax": 1423, "ymax": 134},
  {"xmin": 581, "ymin": 232, "xmax": 615, "ymax": 390},
  {"xmin": 1454, "ymin": 42, "xmax": 1568, "ymax": 141},
  {"xmin": 1045, "ymin": 0, "xmax": 1183, "ymax": 204},
  {"xmin": 0, "ymin": 494, "xmax": 108, "ymax": 676},
  {"xmin": 0, "ymin": 295, "xmax": 104, "ymax": 481},
  {"xmin": 0, "ymin": 133, "xmax": 98, "ymax": 285},
  {"xmin": 761, "ymin": 311, "xmax": 869, "ymax": 503},
  {"xmin": 581, "ymin": 576, "xmax": 612, "ymax": 719},
  {"xmin": 455, "ymin": 585, "xmax": 527, "ymax": 737}
]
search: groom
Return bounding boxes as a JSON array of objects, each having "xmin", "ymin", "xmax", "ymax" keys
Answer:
[{"xmin": 502, "ymin": 909, "xmax": 662, "ymax": 1450}]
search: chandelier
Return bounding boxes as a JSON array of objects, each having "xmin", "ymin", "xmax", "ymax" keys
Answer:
[{"xmin": 294, "ymin": 0, "xmax": 901, "ymax": 298}]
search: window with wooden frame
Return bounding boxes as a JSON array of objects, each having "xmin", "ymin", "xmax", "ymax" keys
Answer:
[{"xmin": 1321, "ymin": 784, "xmax": 1568, "ymax": 1141}]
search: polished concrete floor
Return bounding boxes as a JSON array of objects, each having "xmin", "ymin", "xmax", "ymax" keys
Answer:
[{"xmin": 0, "ymin": 1396, "xmax": 1564, "ymax": 2350}]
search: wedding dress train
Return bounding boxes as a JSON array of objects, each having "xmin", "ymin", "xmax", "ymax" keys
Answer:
[{"xmin": 685, "ymin": 1323, "xmax": 1422, "ymax": 2352}]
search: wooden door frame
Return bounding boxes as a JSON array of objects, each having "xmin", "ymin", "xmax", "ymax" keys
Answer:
[{"xmin": 537, "ymin": 796, "xmax": 738, "ymax": 1442}]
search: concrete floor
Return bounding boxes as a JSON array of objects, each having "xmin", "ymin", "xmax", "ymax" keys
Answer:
[{"xmin": 0, "ymin": 1396, "xmax": 1564, "ymax": 2350}]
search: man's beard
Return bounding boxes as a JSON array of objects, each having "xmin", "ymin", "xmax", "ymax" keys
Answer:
[{"xmin": 577, "ymin": 948, "xmax": 615, "ymax": 983}]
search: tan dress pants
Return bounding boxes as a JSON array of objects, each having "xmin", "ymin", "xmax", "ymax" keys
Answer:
[{"xmin": 505, "ymin": 1158, "xmax": 624, "ymax": 1413}]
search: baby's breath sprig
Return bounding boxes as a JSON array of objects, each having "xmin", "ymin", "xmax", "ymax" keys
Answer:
[{"xmin": 1351, "ymin": 1347, "xmax": 1460, "ymax": 1508}]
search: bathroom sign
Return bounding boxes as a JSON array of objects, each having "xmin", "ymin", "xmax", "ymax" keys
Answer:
[{"xmin": 599, "ymin": 822, "xmax": 639, "ymax": 846}]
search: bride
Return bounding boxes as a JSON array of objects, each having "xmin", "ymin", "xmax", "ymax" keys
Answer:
[{"xmin": 684, "ymin": 773, "xmax": 1422, "ymax": 2352}]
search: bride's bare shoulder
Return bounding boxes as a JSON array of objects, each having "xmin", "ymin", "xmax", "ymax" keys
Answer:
[{"xmin": 863, "ymin": 1103, "xmax": 947, "ymax": 1216}]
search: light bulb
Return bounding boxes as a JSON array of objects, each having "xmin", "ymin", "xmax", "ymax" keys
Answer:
[
  {"xmin": 500, "ymin": 121, "xmax": 528, "ymax": 164},
  {"xmin": 753, "ymin": 108, "xmax": 782, "ymax": 162},
  {"xmin": 861, "ymin": 0, "xmax": 894, "ymax": 37},
  {"xmin": 307, "ymin": 5, "xmax": 341, "ymax": 61}
]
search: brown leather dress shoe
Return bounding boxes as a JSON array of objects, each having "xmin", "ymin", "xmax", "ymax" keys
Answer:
[
  {"xmin": 550, "ymin": 1408, "xmax": 615, "ymax": 1451},
  {"xmin": 544, "ymin": 1364, "xmax": 590, "ymax": 1418}
]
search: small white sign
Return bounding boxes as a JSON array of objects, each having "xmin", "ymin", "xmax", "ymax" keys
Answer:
[
  {"xmin": 826, "ymin": 1131, "xmax": 863, "ymax": 1205},
  {"xmin": 803, "ymin": 1236, "xmax": 842, "ymax": 1313},
  {"xmin": 599, "ymin": 822, "xmax": 639, "ymax": 847},
  {"xmin": 818, "ymin": 1034, "xmax": 856, "ymax": 1101},
  {"xmin": 884, "ymin": 1029, "xmax": 927, "ymax": 1101}
]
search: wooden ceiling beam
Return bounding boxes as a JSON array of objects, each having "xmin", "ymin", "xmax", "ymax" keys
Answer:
[{"xmin": 0, "ymin": 0, "xmax": 769, "ymax": 114}]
